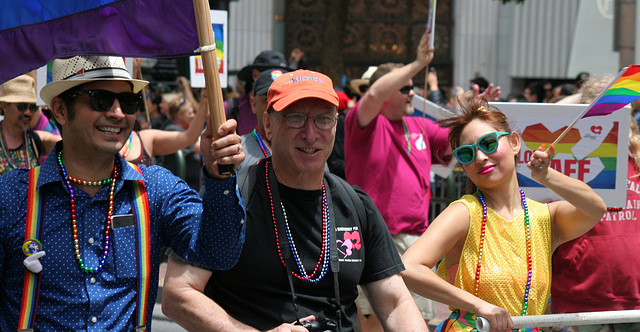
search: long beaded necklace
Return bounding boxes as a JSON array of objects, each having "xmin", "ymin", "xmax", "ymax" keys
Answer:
[
  {"xmin": 475, "ymin": 188, "xmax": 532, "ymax": 316},
  {"xmin": 0, "ymin": 122, "xmax": 31, "ymax": 169},
  {"xmin": 265, "ymin": 160, "xmax": 330, "ymax": 282},
  {"xmin": 402, "ymin": 118, "xmax": 411, "ymax": 155},
  {"xmin": 252, "ymin": 129, "xmax": 271, "ymax": 158},
  {"xmin": 57, "ymin": 151, "xmax": 118, "ymax": 273}
]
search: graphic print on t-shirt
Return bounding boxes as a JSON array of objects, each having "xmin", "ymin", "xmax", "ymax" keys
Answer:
[
  {"xmin": 412, "ymin": 133, "xmax": 426, "ymax": 151},
  {"xmin": 336, "ymin": 226, "xmax": 362, "ymax": 262}
]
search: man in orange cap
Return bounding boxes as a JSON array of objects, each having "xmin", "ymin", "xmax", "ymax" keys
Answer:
[{"xmin": 163, "ymin": 69, "xmax": 427, "ymax": 332}]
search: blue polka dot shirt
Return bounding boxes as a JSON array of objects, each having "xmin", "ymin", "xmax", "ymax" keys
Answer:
[{"xmin": 0, "ymin": 143, "xmax": 246, "ymax": 331}]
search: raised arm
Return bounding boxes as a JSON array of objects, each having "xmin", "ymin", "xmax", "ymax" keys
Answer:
[
  {"xmin": 140, "ymin": 91, "xmax": 208, "ymax": 157},
  {"xmin": 34, "ymin": 130, "xmax": 61, "ymax": 156},
  {"xmin": 401, "ymin": 202, "xmax": 514, "ymax": 332},
  {"xmin": 356, "ymin": 30, "xmax": 433, "ymax": 128},
  {"xmin": 527, "ymin": 145, "xmax": 607, "ymax": 250},
  {"xmin": 177, "ymin": 76, "xmax": 199, "ymax": 109}
]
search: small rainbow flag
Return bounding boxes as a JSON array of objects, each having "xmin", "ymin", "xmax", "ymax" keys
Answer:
[
  {"xmin": 550, "ymin": 65, "xmax": 640, "ymax": 147},
  {"xmin": 582, "ymin": 65, "xmax": 640, "ymax": 118}
]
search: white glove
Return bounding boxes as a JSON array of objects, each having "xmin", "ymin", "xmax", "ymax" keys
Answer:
[{"xmin": 23, "ymin": 251, "xmax": 46, "ymax": 273}]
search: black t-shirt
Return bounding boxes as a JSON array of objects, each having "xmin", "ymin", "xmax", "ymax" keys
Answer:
[{"xmin": 204, "ymin": 160, "xmax": 403, "ymax": 331}]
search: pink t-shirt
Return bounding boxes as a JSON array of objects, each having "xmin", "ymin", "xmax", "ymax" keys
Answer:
[{"xmin": 344, "ymin": 101, "xmax": 450, "ymax": 235}]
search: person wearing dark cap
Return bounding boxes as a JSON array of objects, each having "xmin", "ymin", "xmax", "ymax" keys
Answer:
[
  {"xmin": 238, "ymin": 67, "xmax": 288, "ymax": 169},
  {"xmin": 0, "ymin": 55, "xmax": 246, "ymax": 331},
  {"xmin": 250, "ymin": 50, "xmax": 297, "ymax": 80},
  {"xmin": 162, "ymin": 69, "xmax": 428, "ymax": 332},
  {"xmin": 228, "ymin": 50, "xmax": 299, "ymax": 136}
]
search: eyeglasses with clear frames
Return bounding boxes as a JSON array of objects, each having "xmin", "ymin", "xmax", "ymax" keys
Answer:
[{"xmin": 275, "ymin": 112, "xmax": 338, "ymax": 130}]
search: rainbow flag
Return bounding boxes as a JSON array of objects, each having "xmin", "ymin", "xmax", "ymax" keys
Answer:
[
  {"xmin": 582, "ymin": 65, "xmax": 640, "ymax": 118},
  {"xmin": 0, "ymin": 0, "xmax": 200, "ymax": 84}
]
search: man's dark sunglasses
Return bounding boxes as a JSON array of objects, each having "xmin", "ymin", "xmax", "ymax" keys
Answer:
[
  {"xmin": 16, "ymin": 103, "xmax": 38, "ymax": 112},
  {"xmin": 399, "ymin": 85, "xmax": 414, "ymax": 94},
  {"xmin": 65, "ymin": 90, "xmax": 141, "ymax": 115}
]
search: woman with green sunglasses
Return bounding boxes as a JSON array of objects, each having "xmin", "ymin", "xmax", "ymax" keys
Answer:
[{"xmin": 401, "ymin": 95, "xmax": 606, "ymax": 332}]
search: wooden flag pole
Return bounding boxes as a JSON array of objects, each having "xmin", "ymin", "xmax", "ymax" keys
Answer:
[
  {"xmin": 192, "ymin": 0, "xmax": 233, "ymax": 176},
  {"xmin": 136, "ymin": 64, "xmax": 151, "ymax": 125}
]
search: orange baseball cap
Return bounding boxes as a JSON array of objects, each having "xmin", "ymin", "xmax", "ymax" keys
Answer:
[{"xmin": 267, "ymin": 69, "xmax": 339, "ymax": 112}]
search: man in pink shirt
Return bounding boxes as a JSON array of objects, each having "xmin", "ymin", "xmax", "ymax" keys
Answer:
[{"xmin": 345, "ymin": 30, "xmax": 451, "ymax": 330}]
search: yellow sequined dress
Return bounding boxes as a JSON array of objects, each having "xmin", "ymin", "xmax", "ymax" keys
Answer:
[{"xmin": 437, "ymin": 194, "xmax": 552, "ymax": 316}]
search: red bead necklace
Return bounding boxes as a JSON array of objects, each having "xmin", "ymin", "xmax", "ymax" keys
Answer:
[{"xmin": 265, "ymin": 160, "xmax": 330, "ymax": 282}]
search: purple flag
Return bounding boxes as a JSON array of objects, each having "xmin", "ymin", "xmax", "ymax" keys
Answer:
[{"xmin": 0, "ymin": 0, "xmax": 200, "ymax": 84}]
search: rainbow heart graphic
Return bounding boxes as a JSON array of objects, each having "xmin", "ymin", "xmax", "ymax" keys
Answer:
[{"xmin": 517, "ymin": 122, "xmax": 618, "ymax": 189}]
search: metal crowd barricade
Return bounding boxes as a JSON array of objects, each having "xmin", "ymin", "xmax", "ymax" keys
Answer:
[
  {"xmin": 476, "ymin": 310, "xmax": 640, "ymax": 332},
  {"xmin": 429, "ymin": 167, "xmax": 468, "ymax": 223}
]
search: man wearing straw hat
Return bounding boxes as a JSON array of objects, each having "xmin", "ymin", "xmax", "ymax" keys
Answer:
[
  {"xmin": 0, "ymin": 74, "xmax": 59, "ymax": 175},
  {"xmin": 0, "ymin": 55, "xmax": 246, "ymax": 331},
  {"xmin": 349, "ymin": 66, "xmax": 377, "ymax": 97}
]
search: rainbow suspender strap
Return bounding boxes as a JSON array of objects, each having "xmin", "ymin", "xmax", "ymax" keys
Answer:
[
  {"xmin": 18, "ymin": 167, "xmax": 43, "ymax": 331},
  {"xmin": 128, "ymin": 162, "xmax": 151, "ymax": 332},
  {"xmin": 18, "ymin": 163, "xmax": 151, "ymax": 331}
]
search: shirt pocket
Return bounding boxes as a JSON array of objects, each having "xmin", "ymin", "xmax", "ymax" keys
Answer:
[{"xmin": 112, "ymin": 225, "xmax": 137, "ymax": 279}]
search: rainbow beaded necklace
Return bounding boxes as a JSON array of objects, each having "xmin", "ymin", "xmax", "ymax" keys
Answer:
[
  {"xmin": 0, "ymin": 122, "xmax": 31, "ymax": 170},
  {"xmin": 265, "ymin": 160, "xmax": 330, "ymax": 282},
  {"xmin": 252, "ymin": 129, "xmax": 271, "ymax": 158},
  {"xmin": 402, "ymin": 119, "xmax": 411, "ymax": 155},
  {"xmin": 57, "ymin": 151, "xmax": 118, "ymax": 273},
  {"xmin": 120, "ymin": 133, "xmax": 133, "ymax": 158},
  {"xmin": 475, "ymin": 188, "xmax": 532, "ymax": 316}
]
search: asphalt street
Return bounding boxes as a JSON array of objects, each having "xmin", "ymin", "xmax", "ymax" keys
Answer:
[{"xmin": 151, "ymin": 303, "xmax": 188, "ymax": 332}]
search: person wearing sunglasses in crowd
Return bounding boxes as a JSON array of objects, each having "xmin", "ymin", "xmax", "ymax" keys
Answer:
[
  {"xmin": 343, "ymin": 30, "xmax": 452, "ymax": 330},
  {"xmin": 0, "ymin": 55, "xmax": 246, "ymax": 331},
  {"xmin": 121, "ymin": 74, "xmax": 207, "ymax": 169},
  {"xmin": 162, "ymin": 69, "xmax": 427, "ymax": 331},
  {"xmin": 400, "ymin": 95, "xmax": 606, "ymax": 332},
  {"xmin": 0, "ymin": 74, "xmax": 60, "ymax": 176},
  {"xmin": 42, "ymin": 75, "xmax": 209, "ymax": 172}
]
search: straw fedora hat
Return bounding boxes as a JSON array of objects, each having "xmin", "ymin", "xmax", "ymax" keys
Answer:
[
  {"xmin": 349, "ymin": 66, "xmax": 378, "ymax": 96},
  {"xmin": 40, "ymin": 55, "xmax": 148, "ymax": 107},
  {"xmin": 0, "ymin": 74, "xmax": 37, "ymax": 104}
]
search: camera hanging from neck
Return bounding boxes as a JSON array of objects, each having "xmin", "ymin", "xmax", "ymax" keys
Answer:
[{"xmin": 265, "ymin": 161, "xmax": 342, "ymax": 330}]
